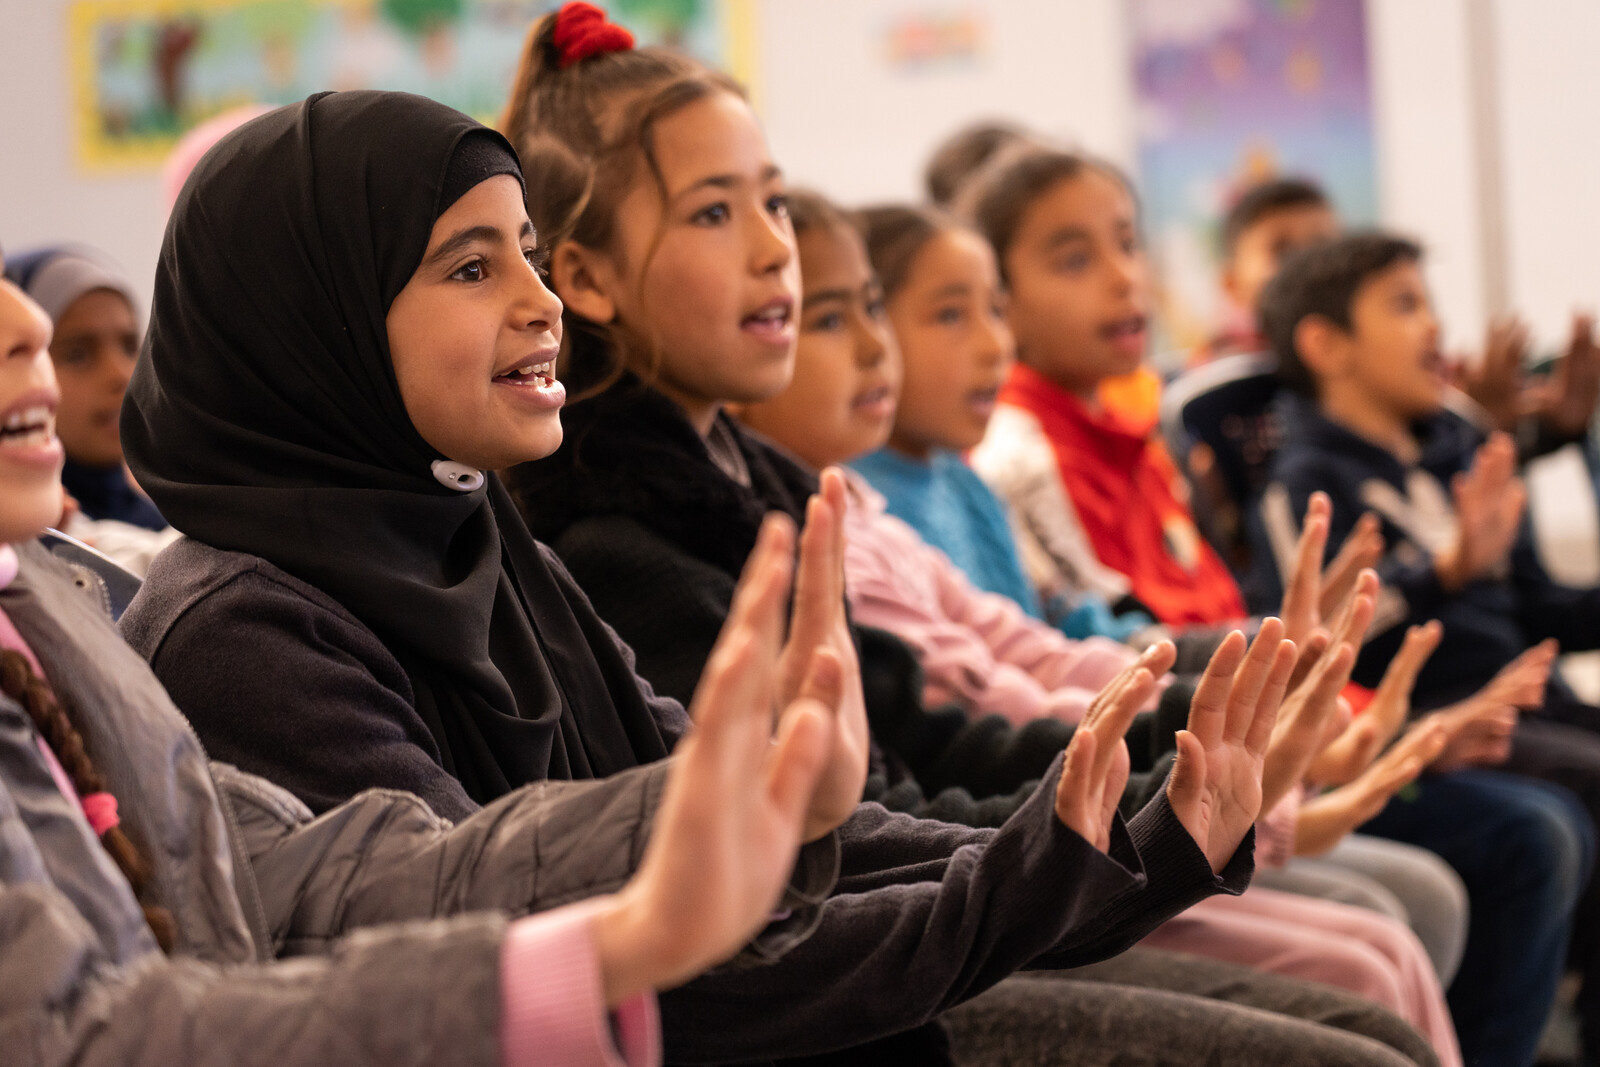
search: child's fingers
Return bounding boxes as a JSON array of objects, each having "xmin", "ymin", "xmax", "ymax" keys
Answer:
[
  {"xmin": 1287, "ymin": 631, "xmax": 1330, "ymax": 694},
  {"xmin": 1223, "ymin": 618, "xmax": 1288, "ymax": 744},
  {"xmin": 1188, "ymin": 631, "xmax": 1248, "ymax": 748},
  {"xmin": 764, "ymin": 697, "xmax": 835, "ymax": 828},
  {"xmin": 1088, "ymin": 668, "xmax": 1153, "ymax": 784},
  {"xmin": 793, "ymin": 646, "xmax": 845, "ymax": 717},
  {"xmin": 1241, "ymin": 638, "xmax": 1298, "ymax": 753},
  {"xmin": 1055, "ymin": 730, "xmax": 1098, "ymax": 835},
  {"xmin": 1374, "ymin": 621, "xmax": 1443, "ymax": 702},
  {"xmin": 786, "ymin": 494, "xmax": 836, "ymax": 655},
  {"xmin": 1140, "ymin": 639, "xmax": 1178, "ymax": 680},
  {"xmin": 818, "ymin": 467, "xmax": 849, "ymax": 605}
]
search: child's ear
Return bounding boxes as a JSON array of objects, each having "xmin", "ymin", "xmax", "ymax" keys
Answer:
[
  {"xmin": 551, "ymin": 240, "xmax": 617, "ymax": 325},
  {"xmin": 1294, "ymin": 313, "xmax": 1347, "ymax": 380}
]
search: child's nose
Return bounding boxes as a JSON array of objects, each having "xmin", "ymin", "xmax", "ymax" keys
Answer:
[
  {"xmin": 514, "ymin": 267, "xmax": 564, "ymax": 330},
  {"xmin": 750, "ymin": 212, "xmax": 794, "ymax": 275},
  {"xmin": 853, "ymin": 316, "xmax": 890, "ymax": 367},
  {"xmin": 0, "ymin": 285, "xmax": 51, "ymax": 363}
]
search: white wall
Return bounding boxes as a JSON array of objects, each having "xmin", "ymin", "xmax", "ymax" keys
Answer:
[
  {"xmin": 1494, "ymin": 0, "xmax": 1600, "ymax": 349},
  {"xmin": 0, "ymin": 0, "xmax": 168, "ymax": 314},
  {"xmin": 2, "ymin": 0, "xmax": 1597, "ymax": 354}
]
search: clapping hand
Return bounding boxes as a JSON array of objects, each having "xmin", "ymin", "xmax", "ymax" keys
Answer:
[
  {"xmin": 775, "ymin": 468, "xmax": 871, "ymax": 841},
  {"xmin": 1435, "ymin": 433, "xmax": 1525, "ymax": 592},
  {"xmin": 1055, "ymin": 641, "xmax": 1178, "ymax": 852},
  {"xmin": 1167, "ymin": 620, "xmax": 1297, "ymax": 873},
  {"xmin": 591, "ymin": 513, "xmax": 836, "ymax": 1006}
]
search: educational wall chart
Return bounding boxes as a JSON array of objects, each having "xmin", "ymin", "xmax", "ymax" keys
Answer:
[
  {"xmin": 1129, "ymin": 0, "xmax": 1377, "ymax": 359},
  {"xmin": 70, "ymin": 0, "xmax": 746, "ymax": 169}
]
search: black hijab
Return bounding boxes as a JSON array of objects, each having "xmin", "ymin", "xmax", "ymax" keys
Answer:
[{"xmin": 123, "ymin": 91, "xmax": 676, "ymax": 804}]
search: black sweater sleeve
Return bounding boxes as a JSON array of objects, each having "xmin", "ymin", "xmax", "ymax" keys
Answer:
[
  {"xmin": 556, "ymin": 516, "xmax": 1176, "ymax": 824},
  {"xmin": 658, "ymin": 752, "xmax": 1251, "ymax": 1062}
]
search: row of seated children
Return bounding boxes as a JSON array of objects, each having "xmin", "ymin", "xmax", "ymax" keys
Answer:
[
  {"xmin": 0, "ymin": 3, "xmax": 1551, "ymax": 1064},
  {"xmin": 0, "ymin": 12, "xmax": 1420, "ymax": 1067},
  {"xmin": 848, "ymin": 118, "xmax": 1600, "ymax": 1064}
]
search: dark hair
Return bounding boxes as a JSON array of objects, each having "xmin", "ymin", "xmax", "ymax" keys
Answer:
[
  {"xmin": 855, "ymin": 204, "xmax": 960, "ymax": 299},
  {"xmin": 785, "ymin": 188, "xmax": 853, "ymax": 241},
  {"xmin": 968, "ymin": 148, "xmax": 1130, "ymax": 285},
  {"xmin": 0, "ymin": 649, "xmax": 176, "ymax": 951},
  {"xmin": 1259, "ymin": 231, "xmax": 1423, "ymax": 397},
  {"xmin": 1221, "ymin": 177, "xmax": 1331, "ymax": 259},
  {"xmin": 924, "ymin": 121, "xmax": 1033, "ymax": 207},
  {"xmin": 499, "ymin": 8, "xmax": 744, "ymax": 395}
]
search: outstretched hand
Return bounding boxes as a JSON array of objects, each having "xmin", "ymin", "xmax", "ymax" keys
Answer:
[
  {"xmin": 775, "ymin": 467, "xmax": 871, "ymax": 841},
  {"xmin": 1307, "ymin": 620, "xmax": 1443, "ymax": 785},
  {"xmin": 1436, "ymin": 433, "xmax": 1525, "ymax": 592},
  {"xmin": 1261, "ymin": 571, "xmax": 1376, "ymax": 808},
  {"xmin": 1523, "ymin": 311, "xmax": 1600, "ymax": 440},
  {"xmin": 1167, "ymin": 620, "xmax": 1297, "ymax": 873},
  {"xmin": 1428, "ymin": 639, "xmax": 1554, "ymax": 772},
  {"xmin": 1295, "ymin": 720, "xmax": 1450, "ymax": 856},
  {"xmin": 592, "ymin": 513, "xmax": 836, "ymax": 1007},
  {"xmin": 1460, "ymin": 316, "xmax": 1531, "ymax": 433},
  {"xmin": 1054, "ymin": 641, "xmax": 1178, "ymax": 851},
  {"xmin": 1279, "ymin": 491, "xmax": 1382, "ymax": 648}
]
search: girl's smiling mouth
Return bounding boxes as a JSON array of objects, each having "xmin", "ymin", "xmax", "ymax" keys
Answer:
[
  {"xmin": 0, "ymin": 391, "xmax": 63, "ymax": 468},
  {"xmin": 493, "ymin": 355, "xmax": 566, "ymax": 408}
]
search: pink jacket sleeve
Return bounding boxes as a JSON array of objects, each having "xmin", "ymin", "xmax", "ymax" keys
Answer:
[
  {"xmin": 844, "ymin": 499, "xmax": 1152, "ymax": 727},
  {"xmin": 500, "ymin": 901, "xmax": 661, "ymax": 1067}
]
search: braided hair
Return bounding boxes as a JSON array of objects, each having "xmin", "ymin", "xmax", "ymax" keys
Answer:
[{"xmin": 0, "ymin": 648, "xmax": 176, "ymax": 951}]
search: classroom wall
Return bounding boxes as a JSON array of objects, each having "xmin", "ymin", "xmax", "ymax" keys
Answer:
[{"xmin": 1, "ymin": 0, "xmax": 1594, "ymax": 355}]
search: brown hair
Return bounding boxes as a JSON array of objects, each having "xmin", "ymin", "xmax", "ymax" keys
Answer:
[
  {"xmin": 0, "ymin": 649, "xmax": 176, "ymax": 951},
  {"xmin": 855, "ymin": 204, "xmax": 960, "ymax": 300},
  {"xmin": 785, "ymin": 188, "xmax": 853, "ymax": 241},
  {"xmin": 924, "ymin": 120, "xmax": 1035, "ymax": 207},
  {"xmin": 500, "ymin": 9, "xmax": 745, "ymax": 395},
  {"xmin": 969, "ymin": 148, "xmax": 1132, "ymax": 285}
]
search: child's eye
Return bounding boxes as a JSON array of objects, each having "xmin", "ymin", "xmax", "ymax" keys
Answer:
[
  {"xmin": 935, "ymin": 306, "xmax": 966, "ymax": 326},
  {"xmin": 1054, "ymin": 252, "xmax": 1091, "ymax": 274},
  {"xmin": 867, "ymin": 297, "xmax": 888, "ymax": 320},
  {"xmin": 525, "ymin": 246, "xmax": 551, "ymax": 278},
  {"xmin": 451, "ymin": 258, "xmax": 488, "ymax": 283},
  {"xmin": 806, "ymin": 311, "xmax": 844, "ymax": 332},
  {"xmin": 692, "ymin": 203, "xmax": 731, "ymax": 226},
  {"xmin": 52, "ymin": 345, "xmax": 91, "ymax": 368},
  {"xmin": 767, "ymin": 193, "xmax": 790, "ymax": 219}
]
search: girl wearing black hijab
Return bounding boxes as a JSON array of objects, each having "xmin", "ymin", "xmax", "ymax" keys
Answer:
[{"xmin": 120, "ymin": 89, "xmax": 1285, "ymax": 1064}]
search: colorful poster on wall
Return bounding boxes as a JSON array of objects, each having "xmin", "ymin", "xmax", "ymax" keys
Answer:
[
  {"xmin": 70, "ymin": 0, "xmax": 751, "ymax": 170},
  {"xmin": 1130, "ymin": 0, "xmax": 1377, "ymax": 361}
]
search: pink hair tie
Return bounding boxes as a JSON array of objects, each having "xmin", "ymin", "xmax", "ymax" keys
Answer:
[{"xmin": 80, "ymin": 792, "xmax": 120, "ymax": 836}]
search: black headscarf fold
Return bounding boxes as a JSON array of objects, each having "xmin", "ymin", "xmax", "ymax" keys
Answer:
[{"xmin": 124, "ymin": 91, "xmax": 674, "ymax": 803}]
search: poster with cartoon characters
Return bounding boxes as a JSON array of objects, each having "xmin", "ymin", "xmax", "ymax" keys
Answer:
[
  {"xmin": 70, "ymin": 0, "xmax": 748, "ymax": 170},
  {"xmin": 1129, "ymin": 0, "xmax": 1377, "ymax": 360}
]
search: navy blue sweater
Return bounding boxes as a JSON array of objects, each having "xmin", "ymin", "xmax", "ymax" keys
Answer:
[{"xmin": 1244, "ymin": 394, "xmax": 1600, "ymax": 708}]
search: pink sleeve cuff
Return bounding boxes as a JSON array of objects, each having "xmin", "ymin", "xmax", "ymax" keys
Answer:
[{"xmin": 501, "ymin": 901, "xmax": 662, "ymax": 1067}]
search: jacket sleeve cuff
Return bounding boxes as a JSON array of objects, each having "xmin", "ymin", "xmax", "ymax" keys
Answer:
[
  {"xmin": 727, "ymin": 830, "xmax": 842, "ymax": 969},
  {"xmin": 500, "ymin": 902, "xmax": 661, "ymax": 1067},
  {"xmin": 1124, "ymin": 789, "xmax": 1254, "ymax": 908}
]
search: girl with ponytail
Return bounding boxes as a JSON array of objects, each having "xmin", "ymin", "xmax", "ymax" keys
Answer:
[{"xmin": 123, "ymin": 7, "xmax": 1321, "ymax": 1065}]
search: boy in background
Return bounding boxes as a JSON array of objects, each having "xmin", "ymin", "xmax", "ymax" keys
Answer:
[{"xmin": 1249, "ymin": 231, "xmax": 1600, "ymax": 1057}]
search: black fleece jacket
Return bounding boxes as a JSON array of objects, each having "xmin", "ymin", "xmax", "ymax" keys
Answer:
[
  {"xmin": 1246, "ymin": 394, "xmax": 1600, "ymax": 708},
  {"xmin": 507, "ymin": 376, "xmax": 1192, "ymax": 827}
]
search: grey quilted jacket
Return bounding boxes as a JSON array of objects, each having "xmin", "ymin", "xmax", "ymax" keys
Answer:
[{"xmin": 0, "ymin": 540, "xmax": 837, "ymax": 1066}]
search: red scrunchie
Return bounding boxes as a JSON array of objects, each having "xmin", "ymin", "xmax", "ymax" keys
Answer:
[{"xmin": 552, "ymin": 2, "xmax": 635, "ymax": 69}]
